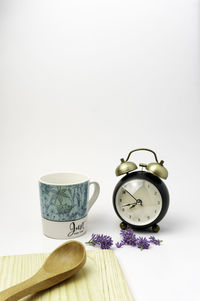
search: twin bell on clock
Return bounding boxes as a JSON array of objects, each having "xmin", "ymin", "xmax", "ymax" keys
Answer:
[{"xmin": 113, "ymin": 148, "xmax": 170, "ymax": 232}]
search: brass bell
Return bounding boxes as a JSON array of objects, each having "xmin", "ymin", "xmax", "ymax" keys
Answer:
[
  {"xmin": 146, "ymin": 160, "xmax": 168, "ymax": 179},
  {"xmin": 115, "ymin": 158, "xmax": 137, "ymax": 176}
]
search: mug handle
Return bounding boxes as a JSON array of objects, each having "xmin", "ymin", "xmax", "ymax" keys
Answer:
[{"xmin": 88, "ymin": 181, "xmax": 100, "ymax": 211}]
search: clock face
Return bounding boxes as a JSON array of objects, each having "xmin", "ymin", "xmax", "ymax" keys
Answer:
[{"xmin": 115, "ymin": 179, "xmax": 162, "ymax": 226}]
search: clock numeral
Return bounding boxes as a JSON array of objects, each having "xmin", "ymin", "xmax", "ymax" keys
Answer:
[
  {"xmin": 155, "ymin": 210, "xmax": 157, "ymax": 213},
  {"xmin": 147, "ymin": 216, "xmax": 150, "ymax": 219},
  {"xmin": 148, "ymin": 184, "xmax": 150, "ymax": 188},
  {"xmin": 154, "ymin": 191, "xmax": 157, "ymax": 195},
  {"xmin": 157, "ymin": 201, "xmax": 160, "ymax": 205},
  {"xmin": 138, "ymin": 218, "xmax": 141, "ymax": 222},
  {"xmin": 120, "ymin": 199, "xmax": 122, "ymax": 202},
  {"xmin": 122, "ymin": 208, "xmax": 125, "ymax": 212},
  {"xmin": 129, "ymin": 215, "xmax": 132, "ymax": 219}
]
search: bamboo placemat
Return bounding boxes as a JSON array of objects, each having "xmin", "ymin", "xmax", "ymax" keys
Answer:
[{"xmin": 0, "ymin": 250, "xmax": 134, "ymax": 301}]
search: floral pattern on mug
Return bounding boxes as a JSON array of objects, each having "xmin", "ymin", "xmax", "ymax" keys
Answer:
[{"xmin": 39, "ymin": 182, "xmax": 89, "ymax": 221}]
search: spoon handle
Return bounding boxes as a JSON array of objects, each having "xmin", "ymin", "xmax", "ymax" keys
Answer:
[{"xmin": 0, "ymin": 272, "xmax": 46, "ymax": 301}]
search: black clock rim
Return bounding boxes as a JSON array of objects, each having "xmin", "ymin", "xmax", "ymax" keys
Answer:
[{"xmin": 113, "ymin": 171, "xmax": 170, "ymax": 230}]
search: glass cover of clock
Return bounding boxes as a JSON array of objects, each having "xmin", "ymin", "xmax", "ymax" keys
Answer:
[{"xmin": 116, "ymin": 179, "xmax": 162, "ymax": 226}]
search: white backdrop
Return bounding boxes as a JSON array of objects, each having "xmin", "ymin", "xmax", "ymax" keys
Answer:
[{"xmin": 0, "ymin": 1, "xmax": 199, "ymax": 300}]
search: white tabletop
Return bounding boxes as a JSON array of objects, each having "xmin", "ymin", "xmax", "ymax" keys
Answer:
[{"xmin": 0, "ymin": 0, "xmax": 199, "ymax": 300}]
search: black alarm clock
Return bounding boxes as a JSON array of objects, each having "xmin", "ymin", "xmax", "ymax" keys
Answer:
[{"xmin": 113, "ymin": 148, "xmax": 169, "ymax": 232}]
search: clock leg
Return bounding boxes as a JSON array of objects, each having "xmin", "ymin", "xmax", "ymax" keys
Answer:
[
  {"xmin": 120, "ymin": 222, "xmax": 127, "ymax": 230},
  {"xmin": 152, "ymin": 224, "xmax": 160, "ymax": 233}
]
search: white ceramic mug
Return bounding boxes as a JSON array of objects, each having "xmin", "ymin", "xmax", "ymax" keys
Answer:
[{"xmin": 39, "ymin": 172, "xmax": 100, "ymax": 239}]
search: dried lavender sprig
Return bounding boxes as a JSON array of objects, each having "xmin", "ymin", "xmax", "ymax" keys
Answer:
[
  {"xmin": 116, "ymin": 228, "xmax": 162, "ymax": 250},
  {"xmin": 86, "ymin": 233, "xmax": 113, "ymax": 249},
  {"xmin": 149, "ymin": 235, "xmax": 163, "ymax": 245},
  {"xmin": 116, "ymin": 228, "xmax": 137, "ymax": 248},
  {"xmin": 136, "ymin": 237, "xmax": 150, "ymax": 250}
]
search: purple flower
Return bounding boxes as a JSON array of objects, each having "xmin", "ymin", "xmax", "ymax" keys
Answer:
[
  {"xmin": 116, "ymin": 241, "xmax": 124, "ymax": 248},
  {"xmin": 136, "ymin": 237, "xmax": 150, "ymax": 250},
  {"xmin": 116, "ymin": 228, "xmax": 162, "ymax": 250},
  {"xmin": 149, "ymin": 236, "xmax": 162, "ymax": 245},
  {"xmin": 116, "ymin": 228, "xmax": 137, "ymax": 248},
  {"xmin": 86, "ymin": 233, "xmax": 113, "ymax": 249},
  {"xmin": 86, "ymin": 229, "xmax": 163, "ymax": 252}
]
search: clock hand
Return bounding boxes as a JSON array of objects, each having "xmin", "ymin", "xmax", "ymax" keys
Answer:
[
  {"xmin": 123, "ymin": 188, "xmax": 143, "ymax": 206},
  {"xmin": 129, "ymin": 200, "xmax": 143, "ymax": 208},
  {"xmin": 122, "ymin": 188, "xmax": 144, "ymax": 210},
  {"xmin": 122, "ymin": 202, "xmax": 137, "ymax": 207},
  {"xmin": 123, "ymin": 188, "xmax": 138, "ymax": 201}
]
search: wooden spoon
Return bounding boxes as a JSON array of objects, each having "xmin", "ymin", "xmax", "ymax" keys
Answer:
[{"xmin": 0, "ymin": 240, "xmax": 86, "ymax": 301}]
